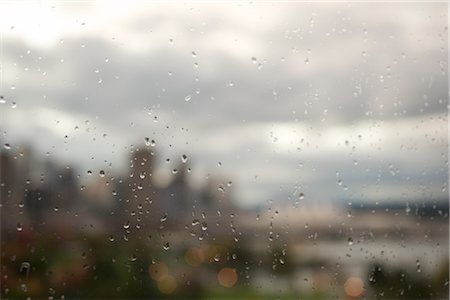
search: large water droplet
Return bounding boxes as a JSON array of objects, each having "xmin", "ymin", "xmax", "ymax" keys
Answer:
[
  {"xmin": 181, "ymin": 154, "xmax": 188, "ymax": 163},
  {"xmin": 123, "ymin": 221, "xmax": 130, "ymax": 229},
  {"xmin": 347, "ymin": 237, "xmax": 354, "ymax": 246},
  {"xmin": 163, "ymin": 242, "xmax": 170, "ymax": 250},
  {"xmin": 201, "ymin": 222, "xmax": 208, "ymax": 231}
]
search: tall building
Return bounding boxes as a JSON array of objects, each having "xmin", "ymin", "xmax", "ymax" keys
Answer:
[{"xmin": 123, "ymin": 146, "xmax": 161, "ymax": 233}]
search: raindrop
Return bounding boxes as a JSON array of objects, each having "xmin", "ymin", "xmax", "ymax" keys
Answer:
[
  {"xmin": 251, "ymin": 57, "xmax": 257, "ymax": 64},
  {"xmin": 99, "ymin": 170, "xmax": 105, "ymax": 177},
  {"xmin": 150, "ymin": 139, "xmax": 156, "ymax": 147},
  {"xmin": 109, "ymin": 236, "xmax": 115, "ymax": 242},
  {"xmin": 123, "ymin": 221, "xmax": 130, "ymax": 229},
  {"xmin": 191, "ymin": 51, "xmax": 197, "ymax": 57},
  {"xmin": 213, "ymin": 253, "xmax": 221, "ymax": 262},
  {"xmin": 347, "ymin": 237, "xmax": 354, "ymax": 246},
  {"xmin": 10, "ymin": 85, "xmax": 16, "ymax": 90},
  {"xmin": 172, "ymin": 169, "xmax": 178, "ymax": 174},
  {"xmin": 144, "ymin": 137, "xmax": 150, "ymax": 146},
  {"xmin": 87, "ymin": 170, "xmax": 92, "ymax": 175},
  {"xmin": 181, "ymin": 154, "xmax": 188, "ymax": 163},
  {"xmin": 299, "ymin": 192, "xmax": 305, "ymax": 200},
  {"xmin": 185, "ymin": 95, "xmax": 191, "ymax": 102},
  {"xmin": 3, "ymin": 143, "xmax": 11, "ymax": 150},
  {"xmin": 163, "ymin": 242, "xmax": 170, "ymax": 250},
  {"xmin": 17, "ymin": 223, "xmax": 23, "ymax": 232},
  {"xmin": 192, "ymin": 219, "xmax": 200, "ymax": 226},
  {"xmin": 160, "ymin": 214, "xmax": 168, "ymax": 222},
  {"xmin": 201, "ymin": 222, "xmax": 208, "ymax": 231},
  {"xmin": 227, "ymin": 181, "xmax": 233, "ymax": 187},
  {"xmin": 20, "ymin": 262, "xmax": 30, "ymax": 278},
  {"xmin": 279, "ymin": 258, "xmax": 285, "ymax": 265}
]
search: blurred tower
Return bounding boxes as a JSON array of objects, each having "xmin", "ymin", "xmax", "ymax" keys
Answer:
[
  {"xmin": 163, "ymin": 164, "xmax": 191, "ymax": 229},
  {"xmin": 124, "ymin": 146, "xmax": 161, "ymax": 233}
]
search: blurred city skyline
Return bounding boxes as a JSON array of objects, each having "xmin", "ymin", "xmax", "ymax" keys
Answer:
[{"xmin": 1, "ymin": 3, "xmax": 447, "ymax": 208}]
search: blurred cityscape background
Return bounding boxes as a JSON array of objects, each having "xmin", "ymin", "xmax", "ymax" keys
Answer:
[
  {"xmin": 1, "ymin": 143, "xmax": 448, "ymax": 299},
  {"xmin": 0, "ymin": 2, "xmax": 449, "ymax": 299}
]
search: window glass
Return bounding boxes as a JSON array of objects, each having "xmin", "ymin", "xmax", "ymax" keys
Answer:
[{"xmin": 1, "ymin": 3, "xmax": 448, "ymax": 299}]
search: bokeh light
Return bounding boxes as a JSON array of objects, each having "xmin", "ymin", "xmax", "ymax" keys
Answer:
[
  {"xmin": 344, "ymin": 277, "xmax": 364, "ymax": 298},
  {"xmin": 148, "ymin": 262, "xmax": 169, "ymax": 281},
  {"xmin": 217, "ymin": 267, "xmax": 238, "ymax": 288}
]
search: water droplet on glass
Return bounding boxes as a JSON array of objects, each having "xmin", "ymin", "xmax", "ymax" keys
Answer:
[
  {"xmin": 99, "ymin": 170, "xmax": 105, "ymax": 177},
  {"xmin": 181, "ymin": 154, "xmax": 188, "ymax": 163},
  {"xmin": 87, "ymin": 170, "xmax": 92, "ymax": 175},
  {"xmin": 347, "ymin": 237, "xmax": 354, "ymax": 246},
  {"xmin": 123, "ymin": 220, "xmax": 130, "ymax": 229},
  {"xmin": 201, "ymin": 222, "xmax": 208, "ymax": 231},
  {"xmin": 163, "ymin": 242, "xmax": 170, "ymax": 250},
  {"xmin": 214, "ymin": 253, "xmax": 221, "ymax": 262},
  {"xmin": 192, "ymin": 219, "xmax": 200, "ymax": 226},
  {"xmin": 3, "ymin": 143, "xmax": 11, "ymax": 150},
  {"xmin": 160, "ymin": 214, "xmax": 168, "ymax": 222},
  {"xmin": 20, "ymin": 262, "xmax": 30, "ymax": 278},
  {"xmin": 185, "ymin": 95, "xmax": 191, "ymax": 102},
  {"xmin": 17, "ymin": 223, "xmax": 23, "ymax": 232},
  {"xmin": 10, "ymin": 85, "xmax": 16, "ymax": 90},
  {"xmin": 144, "ymin": 137, "xmax": 151, "ymax": 146},
  {"xmin": 299, "ymin": 192, "xmax": 305, "ymax": 200},
  {"xmin": 191, "ymin": 51, "xmax": 197, "ymax": 57}
]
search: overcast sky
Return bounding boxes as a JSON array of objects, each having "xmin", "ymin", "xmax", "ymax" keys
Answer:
[{"xmin": 1, "ymin": 2, "xmax": 447, "ymax": 208}]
